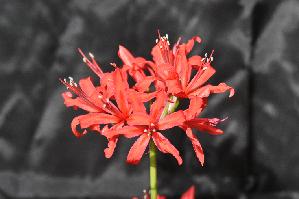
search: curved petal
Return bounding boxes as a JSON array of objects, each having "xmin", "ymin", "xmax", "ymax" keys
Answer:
[
  {"xmin": 127, "ymin": 112, "xmax": 150, "ymax": 126},
  {"xmin": 185, "ymin": 119, "xmax": 224, "ymax": 135},
  {"xmin": 104, "ymin": 136, "xmax": 118, "ymax": 158},
  {"xmin": 184, "ymin": 97, "xmax": 206, "ymax": 120},
  {"xmin": 186, "ymin": 65, "xmax": 216, "ymax": 94},
  {"xmin": 152, "ymin": 132, "xmax": 183, "ymax": 165},
  {"xmin": 185, "ymin": 128, "xmax": 204, "ymax": 166},
  {"xmin": 106, "ymin": 125, "xmax": 144, "ymax": 138},
  {"xmin": 114, "ymin": 69, "xmax": 130, "ymax": 115},
  {"xmin": 186, "ymin": 36, "xmax": 201, "ymax": 54},
  {"xmin": 62, "ymin": 92, "xmax": 99, "ymax": 112},
  {"xmin": 158, "ymin": 110, "xmax": 185, "ymax": 130},
  {"xmin": 189, "ymin": 83, "xmax": 235, "ymax": 98},
  {"xmin": 118, "ymin": 45, "xmax": 135, "ymax": 66},
  {"xmin": 181, "ymin": 185, "xmax": 195, "ymax": 199},
  {"xmin": 79, "ymin": 113, "xmax": 121, "ymax": 128},
  {"xmin": 127, "ymin": 134, "xmax": 151, "ymax": 165},
  {"xmin": 71, "ymin": 116, "xmax": 87, "ymax": 138},
  {"xmin": 134, "ymin": 76, "xmax": 156, "ymax": 92},
  {"xmin": 150, "ymin": 91, "xmax": 168, "ymax": 121}
]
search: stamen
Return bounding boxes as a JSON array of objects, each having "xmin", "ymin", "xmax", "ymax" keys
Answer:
[
  {"xmin": 150, "ymin": 123, "xmax": 155, "ymax": 127},
  {"xmin": 152, "ymin": 129, "xmax": 156, "ymax": 132},
  {"xmin": 155, "ymin": 39, "xmax": 158, "ymax": 43},
  {"xmin": 83, "ymin": 57, "xmax": 87, "ymax": 63},
  {"xmin": 165, "ymin": 34, "xmax": 168, "ymax": 39},
  {"xmin": 144, "ymin": 129, "xmax": 148, "ymax": 133},
  {"xmin": 89, "ymin": 52, "xmax": 94, "ymax": 59},
  {"xmin": 98, "ymin": 95, "xmax": 103, "ymax": 99},
  {"xmin": 203, "ymin": 67, "xmax": 208, "ymax": 70},
  {"xmin": 102, "ymin": 104, "xmax": 107, "ymax": 109}
]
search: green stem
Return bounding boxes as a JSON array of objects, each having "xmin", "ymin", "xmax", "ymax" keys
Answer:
[
  {"xmin": 149, "ymin": 95, "xmax": 179, "ymax": 199},
  {"xmin": 149, "ymin": 140, "xmax": 157, "ymax": 199}
]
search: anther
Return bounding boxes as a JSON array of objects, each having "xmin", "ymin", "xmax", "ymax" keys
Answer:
[
  {"xmin": 205, "ymin": 53, "xmax": 208, "ymax": 57},
  {"xmin": 165, "ymin": 34, "xmax": 168, "ymax": 39},
  {"xmin": 89, "ymin": 52, "xmax": 94, "ymax": 59},
  {"xmin": 98, "ymin": 95, "xmax": 103, "ymax": 99},
  {"xmin": 102, "ymin": 104, "xmax": 107, "ymax": 109},
  {"xmin": 150, "ymin": 123, "xmax": 155, "ymax": 127},
  {"xmin": 210, "ymin": 57, "xmax": 214, "ymax": 62},
  {"xmin": 83, "ymin": 57, "xmax": 87, "ymax": 63},
  {"xmin": 203, "ymin": 67, "xmax": 208, "ymax": 70},
  {"xmin": 155, "ymin": 39, "xmax": 158, "ymax": 43},
  {"xmin": 152, "ymin": 129, "xmax": 156, "ymax": 132},
  {"xmin": 144, "ymin": 129, "xmax": 148, "ymax": 133}
]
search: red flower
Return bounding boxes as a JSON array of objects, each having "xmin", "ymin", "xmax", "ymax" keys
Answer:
[
  {"xmin": 109, "ymin": 91, "xmax": 185, "ymax": 165},
  {"xmin": 151, "ymin": 33, "xmax": 234, "ymax": 99}
]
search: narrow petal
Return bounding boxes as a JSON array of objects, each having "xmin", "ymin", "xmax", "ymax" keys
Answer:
[
  {"xmin": 62, "ymin": 92, "xmax": 99, "ymax": 112},
  {"xmin": 114, "ymin": 69, "xmax": 130, "ymax": 115},
  {"xmin": 175, "ymin": 46, "xmax": 191, "ymax": 89},
  {"xmin": 186, "ymin": 65, "xmax": 216, "ymax": 94},
  {"xmin": 189, "ymin": 83, "xmax": 235, "ymax": 98},
  {"xmin": 150, "ymin": 91, "xmax": 168, "ymax": 121},
  {"xmin": 181, "ymin": 185, "xmax": 195, "ymax": 199},
  {"xmin": 79, "ymin": 77, "xmax": 97, "ymax": 97},
  {"xmin": 185, "ymin": 128, "xmax": 204, "ymax": 166},
  {"xmin": 134, "ymin": 76, "xmax": 155, "ymax": 92},
  {"xmin": 106, "ymin": 125, "xmax": 144, "ymax": 138},
  {"xmin": 188, "ymin": 55, "xmax": 203, "ymax": 69},
  {"xmin": 127, "ymin": 112, "xmax": 150, "ymax": 126},
  {"xmin": 152, "ymin": 132, "xmax": 183, "ymax": 165},
  {"xmin": 186, "ymin": 36, "xmax": 201, "ymax": 54},
  {"xmin": 127, "ymin": 134, "xmax": 151, "ymax": 165},
  {"xmin": 184, "ymin": 97, "xmax": 206, "ymax": 120},
  {"xmin": 165, "ymin": 79, "xmax": 183, "ymax": 95},
  {"xmin": 71, "ymin": 116, "xmax": 87, "ymax": 138},
  {"xmin": 79, "ymin": 113, "xmax": 121, "ymax": 128},
  {"xmin": 158, "ymin": 110, "xmax": 185, "ymax": 130},
  {"xmin": 118, "ymin": 45, "xmax": 135, "ymax": 66},
  {"xmin": 104, "ymin": 136, "xmax": 118, "ymax": 158},
  {"xmin": 185, "ymin": 119, "xmax": 224, "ymax": 135}
]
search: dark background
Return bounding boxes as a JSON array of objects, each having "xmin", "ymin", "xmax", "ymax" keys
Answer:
[{"xmin": 1, "ymin": 0, "xmax": 299, "ymax": 198}]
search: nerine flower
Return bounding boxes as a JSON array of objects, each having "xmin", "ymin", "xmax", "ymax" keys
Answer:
[{"xmin": 60, "ymin": 32, "xmax": 234, "ymax": 166}]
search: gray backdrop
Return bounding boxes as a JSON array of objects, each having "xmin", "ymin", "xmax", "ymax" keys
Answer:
[{"xmin": 0, "ymin": 0, "xmax": 299, "ymax": 198}]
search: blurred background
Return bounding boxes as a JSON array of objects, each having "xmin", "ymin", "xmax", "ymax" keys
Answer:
[{"xmin": 1, "ymin": 0, "xmax": 299, "ymax": 198}]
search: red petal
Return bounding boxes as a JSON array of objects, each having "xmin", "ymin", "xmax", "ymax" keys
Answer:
[
  {"xmin": 185, "ymin": 128, "xmax": 204, "ymax": 166},
  {"xmin": 127, "ymin": 112, "xmax": 150, "ymax": 126},
  {"xmin": 127, "ymin": 134, "xmax": 151, "ymax": 165},
  {"xmin": 114, "ymin": 69, "xmax": 130, "ymax": 115},
  {"xmin": 118, "ymin": 45, "xmax": 135, "ymax": 66},
  {"xmin": 158, "ymin": 110, "xmax": 185, "ymax": 130},
  {"xmin": 186, "ymin": 65, "xmax": 216, "ymax": 94},
  {"xmin": 189, "ymin": 83, "xmax": 235, "ymax": 98},
  {"xmin": 79, "ymin": 113, "xmax": 121, "ymax": 128},
  {"xmin": 104, "ymin": 136, "xmax": 118, "ymax": 158},
  {"xmin": 175, "ymin": 46, "xmax": 191, "ymax": 89},
  {"xmin": 150, "ymin": 91, "xmax": 168, "ymax": 122},
  {"xmin": 157, "ymin": 195, "xmax": 166, "ymax": 199},
  {"xmin": 152, "ymin": 132, "xmax": 183, "ymax": 165},
  {"xmin": 188, "ymin": 55, "xmax": 203, "ymax": 68},
  {"xmin": 186, "ymin": 36, "xmax": 201, "ymax": 54},
  {"xmin": 134, "ymin": 76, "xmax": 155, "ymax": 92},
  {"xmin": 71, "ymin": 116, "xmax": 87, "ymax": 138},
  {"xmin": 79, "ymin": 77, "xmax": 96, "ymax": 96},
  {"xmin": 62, "ymin": 92, "xmax": 99, "ymax": 112},
  {"xmin": 107, "ymin": 125, "xmax": 144, "ymax": 138},
  {"xmin": 165, "ymin": 79, "xmax": 182, "ymax": 95},
  {"xmin": 181, "ymin": 185, "xmax": 195, "ymax": 199},
  {"xmin": 185, "ymin": 119, "xmax": 224, "ymax": 135},
  {"xmin": 184, "ymin": 97, "xmax": 206, "ymax": 120}
]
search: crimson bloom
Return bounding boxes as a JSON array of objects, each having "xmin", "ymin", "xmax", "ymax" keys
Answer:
[{"xmin": 108, "ymin": 91, "xmax": 185, "ymax": 165}]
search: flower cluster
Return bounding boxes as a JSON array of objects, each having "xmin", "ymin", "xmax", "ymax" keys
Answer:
[{"xmin": 60, "ymin": 32, "xmax": 234, "ymax": 166}]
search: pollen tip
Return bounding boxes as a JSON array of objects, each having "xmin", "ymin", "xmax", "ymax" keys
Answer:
[
  {"xmin": 89, "ymin": 52, "xmax": 94, "ymax": 58},
  {"xmin": 83, "ymin": 57, "xmax": 87, "ymax": 63}
]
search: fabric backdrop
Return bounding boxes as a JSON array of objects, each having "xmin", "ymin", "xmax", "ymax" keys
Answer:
[{"xmin": 0, "ymin": 0, "xmax": 299, "ymax": 198}]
